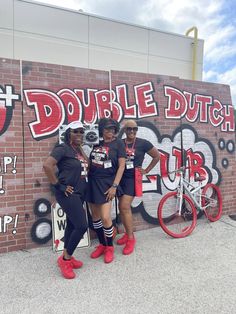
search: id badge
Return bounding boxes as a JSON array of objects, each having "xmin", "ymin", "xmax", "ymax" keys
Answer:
[
  {"xmin": 104, "ymin": 160, "xmax": 112, "ymax": 169},
  {"xmin": 126, "ymin": 161, "xmax": 134, "ymax": 169}
]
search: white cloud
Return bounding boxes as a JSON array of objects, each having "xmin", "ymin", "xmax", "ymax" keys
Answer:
[{"xmin": 204, "ymin": 66, "xmax": 236, "ymax": 105}]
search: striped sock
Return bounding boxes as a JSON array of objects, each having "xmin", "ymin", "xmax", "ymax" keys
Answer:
[
  {"xmin": 103, "ymin": 225, "xmax": 114, "ymax": 246},
  {"xmin": 93, "ymin": 219, "xmax": 106, "ymax": 245}
]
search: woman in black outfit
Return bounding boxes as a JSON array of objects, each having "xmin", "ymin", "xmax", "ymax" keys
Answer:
[
  {"xmin": 43, "ymin": 121, "xmax": 89, "ymax": 279},
  {"xmin": 117, "ymin": 119, "xmax": 160, "ymax": 255},
  {"xmin": 87, "ymin": 118, "xmax": 126, "ymax": 263}
]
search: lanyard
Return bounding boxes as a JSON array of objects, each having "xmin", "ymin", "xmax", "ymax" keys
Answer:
[
  {"xmin": 125, "ymin": 138, "xmax": 136, "ymax": 159},
  {"xmin": 102, "ymin": 142, "xmax": 110, "ymax": 159}
]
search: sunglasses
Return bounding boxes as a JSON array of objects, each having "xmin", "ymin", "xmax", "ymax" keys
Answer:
[
  {"xmin": 126, "ymin": 127, "xmax": 138, "ymax": 132},
  {"xmin": 104, "ymin": 126, "xmax": 116, "ymax": 131},
  {"xmin": 71, "ymin": 129, "xmax": 85, "ymax": 134}
]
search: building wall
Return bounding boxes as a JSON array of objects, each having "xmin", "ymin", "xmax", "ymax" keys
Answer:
[
  {"xmin": 0, "ymin": 0, "xmax": 204, "ymax": 80},
  {"xmin": 0, "ymin": 57, "xmax": 235, "ymax": 253}
]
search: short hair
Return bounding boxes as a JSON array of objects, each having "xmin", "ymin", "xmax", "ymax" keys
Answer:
[{"xmin": 98, "ymin": 118, "xmax": 120, "ymax": 137}]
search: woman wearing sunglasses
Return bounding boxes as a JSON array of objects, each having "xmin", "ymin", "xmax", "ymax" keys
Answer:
[
  {"xmin": 43, "ymin": 121, "xmax": 89, "ymax": 279},
  {"xmin": 87, "ymin": 118, "xmax": 126, "ymax": 263},
  {"xmin": 117, "ymin": 120, "xmax": 160, "ymax": 255}
]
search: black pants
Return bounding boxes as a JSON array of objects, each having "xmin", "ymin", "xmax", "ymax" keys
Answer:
[{"xmin": 55, "ymin": 191, "xmax": 88, "ymax": 256}]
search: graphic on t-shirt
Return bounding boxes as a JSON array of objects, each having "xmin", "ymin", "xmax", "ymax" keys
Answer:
[
  {"xmin": 126, "ymin": 147, "xmax": 135, "ymax": 161},
  {"xmin": 91, "ymin": 146, "xmax": 110, "ymax": 167},
  {"xmin": 76, "ymin": 154, "xmax": 88, "ymax": 177}
]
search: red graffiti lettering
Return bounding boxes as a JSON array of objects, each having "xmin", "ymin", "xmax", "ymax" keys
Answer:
[
  {"xmin": 160, "ymin": 146, "xmax": 210, "ymax": 191},
  {"xmin": 24, "ymin": 89, "xmax": 64, "ymax": 138},
  {"xmin": 159, "ymin": 149, "xmax": 182, "ymax": 190},
  {"xmin": 195, "ymin": 94, "xmax": 212, "ymax": 122},
  {"xmin": 75, "ymin": 89, "xmax": 97, "ymax": 124},
  {"xmin": 164, "ymin": 86, "xmax": 187, "ymax": 118},
  {"xmin": 164, "ymin": 85, "xmax": 235, "ymax": 132},
  {"xmin": 134, "ymin": 82, "xmax": 157, "ymax": 118},
  {"xmin": 159, "ymin": 150, "xmax": 169, "ymax": 177},
  {"xmin": 209, "ymin": 99, "xmax": 224, "ymax": 127},
  {"xmin": 172, "ymin": 148, "xmax": 183, "ymax": 169},
  {"xmin": 0, "ymin": 101, "xmax": 7, "ymax": 133},
  {"xmin": 95, "ymin": 90, "xmax": 112, "ymax": 119},
  {"xmin": 184, "ymin": 92, "xmax": 199, "ymax": 122},
  {"xmin": 58, "ymin": 89, "xmax": 82, "ymax": 123},
  {"xmin": 110, "ymin": 90, "xmax": 123, "ymax": 121},
  {"xmin": 116, "ymin": 84, "xmax": 136, "ymax": 117},
  {"xmin": 186, "ymin": 149, "xmax": 208, "ymax": 180},
  {"xmin": 221, "ymin": 104, "xmax": 235, "ymax": 132}
]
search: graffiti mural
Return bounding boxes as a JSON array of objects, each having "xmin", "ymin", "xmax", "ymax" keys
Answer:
[
  {"xmin": 164, "ymin": 86, "xmax": 234, "ymax": 132},
  {"xmin": 0, "ymin": 214, "xmax": 19, "ymax": 234},
  {"xmin": 0, "ymin": 85, "xmax": 20, "ymax": 135},
  {"xmin": 0, "ymin": 58, "xmax": 236, "ymax": 252},
  {"xmin": 21, "ymin": 83, "xmax": 234, "ymax": 141},
  {"xmin": 0, "ymin": 155, "xmax": 18, "ymax": 194}
]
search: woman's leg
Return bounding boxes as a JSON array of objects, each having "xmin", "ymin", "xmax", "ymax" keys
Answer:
[
  {"xmin": 118, "ymin": 194, "xmax": 134, "ymax": 238},
  {"xmin": 57, "ymin": 194, "xmax": 88, "ymax": 256},
  {"xmin": 63, "ymin": 217, "xmax": 74, "ymax": 259},
  {"xmin": 89, "ymin": 203, "xmax": 106, "ymax": 246},
  {"xmin": 56, "ymin": 193, "xmax": 87, "ymax": 279},
  {"xmin": 99, "ymin": 202, "xmax": 114, "ymax": 263},
  {"xmin": 99, "ymin": 202, "xmax": 113, "ymax": 246},
  {"xmin": 118, "ymin": 194, "xmax": 136, "ymax": 255}
]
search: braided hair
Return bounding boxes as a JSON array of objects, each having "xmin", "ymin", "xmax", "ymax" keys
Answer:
[{"xmin": 63, "ymin": 128, "xmax": 71, "ymax": 145}]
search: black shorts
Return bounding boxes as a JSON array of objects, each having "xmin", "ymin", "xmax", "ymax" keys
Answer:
[
  {"xmin": 120, "ymin": 176, "xmax": 135, "ymax": 197},
  {"xmin": 86, "ymin": 176, "xmax": 123, "ymax": 204}
]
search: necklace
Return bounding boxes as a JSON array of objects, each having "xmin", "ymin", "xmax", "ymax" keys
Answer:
[{"xmin": 70, "ymin": 143, "xmax": 81, "ymax": 152}]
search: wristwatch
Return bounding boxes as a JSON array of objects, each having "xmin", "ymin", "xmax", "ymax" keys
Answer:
[{"xmin": 112, "ymin": 183, "xmax": 118, "ymax": 188}]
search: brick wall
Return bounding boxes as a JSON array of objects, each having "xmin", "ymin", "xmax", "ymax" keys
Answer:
[{"xmin": 0, "ymin": 58, "xmax": 235, "ymax": 252}]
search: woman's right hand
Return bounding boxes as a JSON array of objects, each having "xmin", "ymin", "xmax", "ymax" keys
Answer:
[
  {"xmin": 104, "ymin": 186, "xmax": 117, "ymax": 202},
  {"xmin": 64, "ymin": 185, "xmax": 74, "ymax": 197},
  {"xmin": 54, "ymin": 183, "xmax": 74, "ymax": 197}
]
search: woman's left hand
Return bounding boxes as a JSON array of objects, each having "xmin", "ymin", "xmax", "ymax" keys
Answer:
[
  {"xmin": 104, "ymin": 186, "xmax": 117, "ymax": 201},
  {"xmin": 140, "ymin": 168, "xmax": 148, "ymax": 175}
]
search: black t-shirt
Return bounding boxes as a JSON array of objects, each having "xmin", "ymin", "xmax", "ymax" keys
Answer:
[
  {"xmin": 123, "ymin": 137, "xmax": 153, "ymax": 178},
  {"xmin": 50, "ymin": 143, "xmax": 82, "ymax": 191},
  {"xmin": 89, "ymin": 138, "xmax": 126, "ymax": 178}
]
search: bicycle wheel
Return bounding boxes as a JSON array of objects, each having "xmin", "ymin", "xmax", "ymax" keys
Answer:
[
  {"xmin": 158, "ymin": 191, "xmax": 197, "ymax": 238},
  {"xmin": 201, "ymin": 184, "xmax": 222, "ymax": 222}
]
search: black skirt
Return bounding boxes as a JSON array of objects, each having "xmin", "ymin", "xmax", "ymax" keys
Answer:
[
  {"xmin": 120, "ymin": 176, "xmax": 135, "ymax": 197},
  {"xmin": 86, "ymin": 176, "xmax": 123, "ymax": 204}
]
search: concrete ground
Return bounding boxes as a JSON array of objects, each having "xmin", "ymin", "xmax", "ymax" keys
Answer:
[{"xmin": 1, "ymin": 215, "xmax": 236, "ymax": 314}]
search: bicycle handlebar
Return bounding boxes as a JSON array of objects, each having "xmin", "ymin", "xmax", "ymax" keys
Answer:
[{"xmin": 167, "ymin": 166, "xmax": 190, "ymax": 175}]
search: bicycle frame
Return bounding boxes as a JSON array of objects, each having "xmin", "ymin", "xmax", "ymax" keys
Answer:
[{"xmin": 176, "ymin": 171, "xmax": 204, "ymax": 214}]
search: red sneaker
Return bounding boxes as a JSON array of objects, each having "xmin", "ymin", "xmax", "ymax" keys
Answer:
[
  {"xmin": 70, "ymin": 256, "xmax": 83, "ymax": 269},
  {"xmin": 123, "ymin": 237, "xmax": 136, "ymax": 255},
  {"xmin": 57, "ymin": 256, "xmax": 75, "ymax": 279},
  {"xmin": 90, "ymin": 244, "xmax": 106, "ymax": 259},
  {"xmin": 104, "ymin": 246, "xmax": 114, "ymax": 263},
  {"xmin": 116, "ymin": 233, "xmax": 128, "ymax": 245}
]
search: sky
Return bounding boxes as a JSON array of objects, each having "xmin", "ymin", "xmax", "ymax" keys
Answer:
[{"xmin": 31, "ymin": 0, "xmax": 236, "ymax": 107}]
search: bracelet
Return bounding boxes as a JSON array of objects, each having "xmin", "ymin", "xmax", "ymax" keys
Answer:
[{"xmin": 112, "ymin": 183, "xmax": 118, "ymax": 188}]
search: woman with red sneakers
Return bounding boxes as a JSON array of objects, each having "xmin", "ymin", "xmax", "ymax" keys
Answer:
[
  {"xmin": 43, "ymin": 121, "xmax": 88, "ymax": 279},
  {"xmin": 117, "ymin": 120, "xmax": 160, "ymax": 255},
  {"xmin": 87, "ymin": 118, "xmax": 126, "ymax": 263}
]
